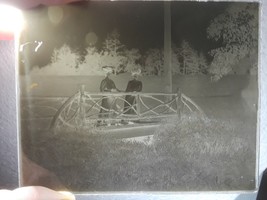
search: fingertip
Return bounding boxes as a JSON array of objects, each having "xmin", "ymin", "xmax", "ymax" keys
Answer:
[
  {"xmin": 58, "ymin": 191, "xmax": 76, "ymax": 200},
  {"xmin": 13, "ymin": 186, "xmax": 76, "ymax": 200},
  {"xmin": 0, "ymin": 189, "xmax": 14, "ymax": 200}
]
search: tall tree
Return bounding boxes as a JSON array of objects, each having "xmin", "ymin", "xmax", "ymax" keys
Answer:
[
  {"xmin": 177, "ymin": 40, "xmax": 207, "ymax": 75},
  {"xmin": 207, "ymin": 3, "xmax": 258, "ymax": 80},
  {"xmin": 123, "ymin": 48, "xmax": 142, "ymax": 73},
  {"xmin": 143, "ymin": 48, "xmax": 164, "ymax": 76},
  {"xmin": 143, "ymin": 47, "xmax": 183, "ymax": 76},
  {"xmin": 171, "ymin": 46, "xmax": 181, "ymax": 75},
  {"xmin": 31, "ymin": 44, "xmax": 82, "ymax": 75},
  {"xmin": 100, "ymin": 29, "xmax": 126, "ymax": 74},
  {"xmin": 79, "ymin": 46, "xmax": 104, "ymax": 75},
  {"xmin": 50, "ymin": 44, "xmax": 82, "ymax": 69}
]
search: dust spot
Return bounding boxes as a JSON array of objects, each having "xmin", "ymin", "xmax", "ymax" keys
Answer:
[
  {"xmin": 85, "ymin": 32, "xmax": 98, "ymax": 46},
  {"xmin": 48, "ymin": 6, "xmax": 64, "ymax": 25},
  {"xmin": 27, "ymin": 83, "xmax": 38, "ymax": 92}
]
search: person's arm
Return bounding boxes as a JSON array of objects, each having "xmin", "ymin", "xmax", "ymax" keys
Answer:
[
  {"xmin": 137, "ymin": 81, "xmax": 142, "ymax": 92},
  {"xmin": 0, "ymin": 186, "xmax": 75, "ymax": 200},
  {"xmin": 111, "ymin": 80, "xmax": 121, "ymax": 92},
  {"xmin": 125, "ymin": 81, "xmax": 131, "ymax": 92},
  {"xmin": 3, "ymin": 0, "xmax": 82, "ymax": 9},
  {"xmin": 22, "ymin": 154, "xmax": 65, "ymax": 189},
  {"xmin": 100, "ymin": 80, "xmax": 106, "ymax": 92}
]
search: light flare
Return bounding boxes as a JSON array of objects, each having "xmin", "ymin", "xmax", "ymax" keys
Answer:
[{"xmin": 0, "ymin": 4, "xmax": 24, "ymax": 36}]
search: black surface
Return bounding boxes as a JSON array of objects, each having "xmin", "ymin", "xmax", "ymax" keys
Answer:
[
  {"xmin": 256, "ymin": 168, "xmax": 267, "ymax": 200},
  {"xmin": 0, "ymin": 41, "xmax": 19, "ymax": 189}
]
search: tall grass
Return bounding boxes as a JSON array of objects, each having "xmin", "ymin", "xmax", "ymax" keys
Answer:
[{"xmin": 23, "ymin": 114, "xmax": 256, "ymax": 191}]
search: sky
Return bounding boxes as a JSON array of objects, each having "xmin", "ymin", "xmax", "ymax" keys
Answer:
[{"xmin": 20, "ymin": 1, "xmax": 231, "ymax": 67}]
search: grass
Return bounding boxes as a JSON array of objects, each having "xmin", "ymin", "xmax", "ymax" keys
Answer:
[
  {"xmin": 22, "ymin": 113, "xmax": 256, "ymax": 192},
  {"xmin": 20, "ymin": 75, "xmax": 257, "ymax": 191}
]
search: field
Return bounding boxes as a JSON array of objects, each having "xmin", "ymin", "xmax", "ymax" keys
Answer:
[{"xmin": 20, "ymin": 75, "xmax": 258, "ymax": 191}]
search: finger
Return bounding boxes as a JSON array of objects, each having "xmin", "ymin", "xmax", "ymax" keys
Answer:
[
  {"xmin": 1, "ymin": 0, "xmax": 84, "ymax": 9},
  {"xmin": 12, "ymin": 186, "xmax": 75, "ymax": 200},
  {"xmin": 39, "ymin": 0, "xmax": 83, "ymax": 6},
  {"xmin": 0, "ymin": 190, "xmax": 13, "ymax": 200},
  {"xmin": 22, "ymin": 155, "xmax": 66, "ymax": 189},
  {"xmin": 1, "ymin": 0, "xmax": 41, "ymax": 9}
]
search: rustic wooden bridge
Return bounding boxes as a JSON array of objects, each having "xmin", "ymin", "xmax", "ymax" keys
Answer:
[{"xmin": 49, "ymin": 86, "xmax": 204, "ymax": 132}]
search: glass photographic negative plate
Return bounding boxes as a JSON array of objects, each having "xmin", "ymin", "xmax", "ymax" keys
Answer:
[{"xmin": 16, "ymin": 0, "xmax": 263, "ymax": 198}]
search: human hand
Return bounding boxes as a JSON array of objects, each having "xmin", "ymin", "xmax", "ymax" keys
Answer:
[
  {"xmin": 22, "ymin": 154, "xmax": 65, "ymax": 189},
  {"xmin": 0, "ymin": 0, "xmax": 83, "ymax": 9},
  {"xmin": 0, "ymin": 186, "xmax": 75, "ymax": 200}
]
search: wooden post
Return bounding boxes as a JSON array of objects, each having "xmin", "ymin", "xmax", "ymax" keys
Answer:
[
  {"xmin": 164, "ymin": 1, "xmax": 172, "ymax": 94},
  {"xmin": 176, "ymin": 88, "xmax": 182, "ymax": 119},
  {"xmin": 136, "ymin": 94, "xmax": 141, "ymax": 117},
  {"xmin": 79, "ymin": 84, "xmax": 86, "ymax": 127},
  {"xmin": 183, "ymin": 59, "xmax": 186, "ymax": 75}
]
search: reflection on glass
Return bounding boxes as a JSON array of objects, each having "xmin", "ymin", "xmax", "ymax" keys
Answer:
[{"xmin": 19, "ymin": 1, "xmax": 258, "ymax": 192}]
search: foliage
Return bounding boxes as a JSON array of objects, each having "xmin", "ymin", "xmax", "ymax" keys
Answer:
[
  {"xmin": 142, "ymin": 41, "xmax": 208, "ymax": 76},
  {"xmin": 30, "ymin": 29, "xmax": 142, "ymax": 75},
  {"xmin": 50, "ymin": 44, "xmax": 82, "ymax": 69},
  {"xmin": 79, "ymin": 46, "xmax": 104, "ymax": 75},
  {"xmin": 102, "ymin": 29, "xmax": 124, "ymax": 53},
  {"xmin": 143, "ymin": 48, "xmax": 164, "ymax": 76},
  {"xmin": 24, "ymin": 114, "xmax": 255, "ymax": 191},
  {"xmin": 171, "ymin": 46, "xmax": 181, "ymax": 75},
  {"xmin": 142, "ymin": 47, "xmax": 188, "ymax": 76},
  {"xmin": 207, "ymin": 3, "xmax": 258, "ymax": 80},
  {"xmin": 173, "ymin": 41, "xmax": 208, "ymax": 75},
  {"xmin": 100, "ymin": 29, "xmax": 126, "ymax": 74},
  {"xmin": 123, "ymin": 48, "xmax": 142, "ymax": 73},
  {"xmin": 197, "ymin": 53, "xmax": 209, "ymax": 74},
  {"xmin": 100, "ymin": 30, "xmax": 142, "ymax": 74},
  {"xmin": 31, "ymin": 44, "xmax": 82, "ymax": 75},
  {"xmin": 142, "ymin": 41, "xmax": 209, "ymax": 76}
]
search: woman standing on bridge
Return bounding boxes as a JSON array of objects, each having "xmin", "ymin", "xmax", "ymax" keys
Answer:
[
  {"xmin": 99, "ymin": 66, "xmax": 120, "ymax": 119},
  {"xmin": 123, "ymin": 69, "xmax": 143, "ymax": 115}
]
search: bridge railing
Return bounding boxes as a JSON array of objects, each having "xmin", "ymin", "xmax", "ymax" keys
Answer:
[{"xmin": 49, "ymin": 85, "xmax": 204, "ymax": 130}]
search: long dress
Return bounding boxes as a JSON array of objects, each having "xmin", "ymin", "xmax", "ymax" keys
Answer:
[
  {"xmin": 99, "ymin": 77, "xmax": 118, "ymax": 118},
  {"xmin": 123, "ymin": 79, "xmax": 142, "ymax": 115}
]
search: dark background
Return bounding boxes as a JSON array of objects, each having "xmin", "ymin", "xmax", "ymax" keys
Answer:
[
  {"xmin": 21, "ymin": 1, "xmax": 229, "ymax": 68},
  {"xmin": 0, "ymin": 41, "xmax": 19, "ymax": 189}
]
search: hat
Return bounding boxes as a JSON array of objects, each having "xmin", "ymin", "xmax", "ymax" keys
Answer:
[
  {"xmin": 131, "ymin": 68, "xmax": 141, "ymax": 76},
  {"xmin": 102, "ymin": 66, "xmax": 114, "ymax": 74}
]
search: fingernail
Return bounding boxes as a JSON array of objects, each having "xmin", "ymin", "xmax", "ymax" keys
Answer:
[{"xmin": 58, "ymin": 191, "xmax": 76, "ymax": 200}]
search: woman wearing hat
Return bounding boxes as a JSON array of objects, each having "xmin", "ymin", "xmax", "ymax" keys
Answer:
[
  {"xmin": 123, "ymin": 69, "xmax": 143, "ymax": 115},
  {"xmin": 99, "ymin": 66, "xmax": 120, "ymax": 120}
]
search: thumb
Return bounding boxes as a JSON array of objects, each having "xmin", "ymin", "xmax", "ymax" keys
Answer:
[{"xmin": 12, "ymin": 186, "xmax": 75, "ymax": 200}]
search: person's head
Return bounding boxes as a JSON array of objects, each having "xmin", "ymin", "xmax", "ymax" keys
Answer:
[
  {"xmin": 102, "ymin": 66, "xmax": 113, "ymax": 78},
  {"xmin": 132, "ymin": 74, "xmax": 138, "ymax": 80},
  {"xmin": 106, "ymin": 71, "xmax": 112, "ymax": 78},
  {"xmin": 131, "ymin": 68, "xmax": 141, "ymax": 80}
]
